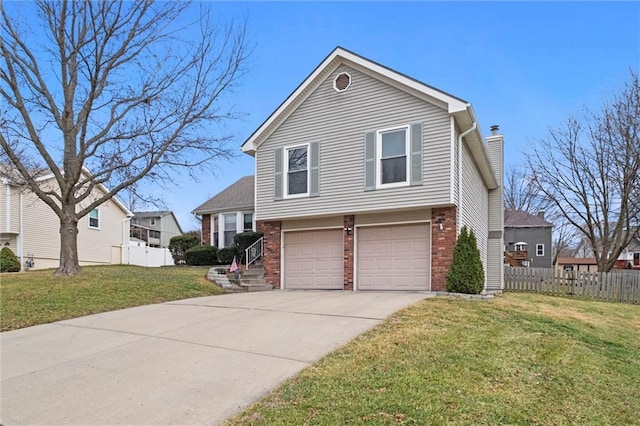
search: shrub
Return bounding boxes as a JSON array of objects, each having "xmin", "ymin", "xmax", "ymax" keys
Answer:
[
  {"xmin": 0, "ymin": 247, "xmax": 21, "ymax": 272},
  {"xmin": 185, "ymin": 245, "xmax": 218, "ymax": 266},
  {"xmin": 446, "ymin": 226, "xmax": 485, "ymax": 294},
  {"xmin": 169, "ymin": 235, "xmax": 200, "ymax": 265},
  {"xmin": 233, "ymin": 232, "xmax": 263, "ymax": 262},
  {"xmin": 217, "ymin": 246, "xmax": 238, "ymax": 265}
]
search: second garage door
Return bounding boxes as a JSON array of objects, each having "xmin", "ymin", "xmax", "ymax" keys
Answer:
[
  {"xmin": 284, "ymin": 229, "xmax": 343, "ymax": 289},
  {"xmin": 357, "ymin": 223, "xmax": 430, "ymax": 290}
]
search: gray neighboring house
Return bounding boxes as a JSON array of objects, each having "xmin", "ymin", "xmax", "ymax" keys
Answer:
[
  {"xmin": 504, "ymin": 209, "xmax": 553, "ymax": 268},
  {"xmin": 191, "ymin": 176, "xmax": 255, "ymax": 248},
  {"xmin": 131, "ymin": 211, "xmax": 184, "ymax": 248}
]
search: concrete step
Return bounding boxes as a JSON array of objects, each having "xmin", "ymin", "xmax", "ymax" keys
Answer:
[{"xmin": 241, "ymin": 283, "xmax": 273, "ymax": 292}]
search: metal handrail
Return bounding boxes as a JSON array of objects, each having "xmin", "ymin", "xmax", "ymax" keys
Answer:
[{"xmin": 245, "ymin": 237, "xmax": 263, "ymax": 269}]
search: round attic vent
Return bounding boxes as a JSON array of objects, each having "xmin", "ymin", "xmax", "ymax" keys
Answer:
[{"xmin": 333, "ymin": 72, "xmax": 351, "ymax": 92}]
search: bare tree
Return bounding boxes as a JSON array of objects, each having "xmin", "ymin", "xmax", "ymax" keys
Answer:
[
  {"xmin": 504, "ymin": 166, "xmax": 578, "ymax": 265},
  {"xmin": 504, "ymin": 166, "xmax": 551, "ymax": 213},
  {"xmin": 528, "ymin": 71, "xmax": 640, "ymax": 272},
  {"xmin": 0, "ymin": 1, "xmax": 248, "ymax": 275}
]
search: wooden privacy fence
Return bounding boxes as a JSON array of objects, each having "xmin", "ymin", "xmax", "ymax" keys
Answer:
[{"xmin": 504, "ymin": 266, "xmax": 640, "ymax": 304}]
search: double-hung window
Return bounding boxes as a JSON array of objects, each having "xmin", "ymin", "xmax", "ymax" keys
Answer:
[
  {"xmin": 285, "ymin": 145, "xmax": 308, "ymax": 196},
  {"xmin": 243, "ymin": 213, "xmax": 253, "ymax": 232},
  {"xmin": 224, "ymin": 213, "xmax": 236, "ymax": 247},
  {"xmin": 377, "ymin": 126, "xmax": 409, "ymax": 187},
  {"xmin": 89, "ymin": 209, "xmax": 100, "ymax": 229},
  {"xmin": 536, "ymin": 244, "xmax": 544, "ymax": 256}
]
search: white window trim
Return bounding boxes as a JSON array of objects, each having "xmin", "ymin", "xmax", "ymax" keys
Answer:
[
  {"xmin": 333, "ymin": 71, "xmax": 352, "ymax": 92},
  {"xmin": 376, "ymin": 125, "xmax": 410, "ymax": 189},
  {"xmin": 284, "ymin": 143, "xmax": 309, "ymax": 198},
  {"xmin": 88, "ymin": 209, "xmax": 100, "ymax": 230},
  {"xmin": 536, "ymin": 243, "xmax": 544, "ymax": 256}
]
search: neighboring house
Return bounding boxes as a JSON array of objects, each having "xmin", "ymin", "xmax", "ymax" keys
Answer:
[
  {"xmin": 504, "ymin": 209, "xmax": 553, "ymax": 268},
  {"xmin": 0, "ymin": 173, "xmax": 132, "ymax": 271},
  {"xmin": 616, "ymin": 237, "xmax": 640, "ymax": 269},
  {"xmin": 240, "ymin": 47, "xmax": 504, "ymax": 292},
  {"xmin": 555, "ymin": 257, "xmax": 598, "ymax": 272},
  {"xmin": 131, "ymin": 211, "xmax": 184, "ymax": 248},
  {"xmin": 191, "ymin": 176, "xmax": 255, "ymax": 248},
  {"xmin": 572, "ymin": 234, "xmax": 640, "ymax": 270}
]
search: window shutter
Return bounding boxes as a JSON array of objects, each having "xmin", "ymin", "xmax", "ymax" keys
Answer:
[
  {"xmin": 274, "ymin": 147, "xmax": 283, "ymax": 200},
  {"xmin": 364, "ymin": 131, "xmax": 376, "ymax": 191},
  {"xmin": 309, "ymin": 142, "xmax": 320, "ymax": 197},
  {"xmin": 410, "ymin": 122, "xmax": 423, "ymax": 186}
]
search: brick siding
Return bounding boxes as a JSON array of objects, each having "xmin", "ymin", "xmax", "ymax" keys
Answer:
[
  {"xmin": 202, "ymin": 214, "xmax": 211, "ymax": 246},
  {"xmin": 343, "ymin": 215, "xmax": 355, "ymax": 290},
  {"xmin": 257, "ymin": 220, "xmax": 282, "ymax": 289},
  {"xmin": 431, "ymin": 206, "xmax": 457, "ymax": 291}
]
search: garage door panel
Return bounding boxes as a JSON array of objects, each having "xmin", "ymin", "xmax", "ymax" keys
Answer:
[
  {"xmin": 285, "ymin": 229, "xmax": 343, "ymax": 290},
  {"xmin": 357, "ymin": 224, "xmax": 430, "ymax": 291}
]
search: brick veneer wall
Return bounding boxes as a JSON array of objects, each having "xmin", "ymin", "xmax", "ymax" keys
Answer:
[
  {"xmin": 431, "ymin": 207, "xmax": 457, "ymax": 291},
  {"xmin": 201, "ymin": 214, "xmax": 211, "ymax": 246},
  {"xmin": 343, "ymin": 215, "xmax": 355, "ymax": 290},
  {"xmin": 257, "ymin": 220, "xmax": 282, "ymax": 289}
]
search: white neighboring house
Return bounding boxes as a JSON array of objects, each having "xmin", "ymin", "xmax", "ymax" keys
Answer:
[{"xmin": 0, "ymin": 172, "xmax": 133, "ymax": 271}]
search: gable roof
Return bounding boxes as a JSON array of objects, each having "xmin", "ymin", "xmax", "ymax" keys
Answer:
[
  {"xmin": 132, "ymin": 211, "xmax": 184, "ymax": 234},
  {"xmin": 192, "ymin": 176, "xmax": 254, "ymax": 215},
  {"xmin": 504, "ymin": 209, "xmax": 553, "ymax": 227},
  {"xmin": 2, "ymin": 165, "xmax": 133, "ymax": 217},
  {"xmin": 240, "ymin": 46, "xmax": 497, "ymax": 189},
  {"xmin": 133, "ymin": 211, "xmax": 173, "ymax": 219}
]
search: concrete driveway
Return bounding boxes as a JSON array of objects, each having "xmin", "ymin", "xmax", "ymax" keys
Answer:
[{"xmin": 1, "ymin": 290, "xmax": 429, "ymax": 425}]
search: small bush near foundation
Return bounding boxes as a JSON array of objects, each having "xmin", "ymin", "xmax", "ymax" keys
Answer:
[
  {"xmin": 217, "ymin": 246, "xmax": 238, "ymax": 265},
  {"xmin": 0, "ymin": 247, "xmax": 21, "ymax": 272},
  {"xmin": 233, "ymin": 232, "xmax": 263, "ymax": 262},
  {"xmin": 169, "ymin": 235, "xmax": 200, "ymax": 265},
  {"xmin": 185, "ymin": 245, "xmax": 218, "ymax": 266},
  {"xmin": 446, "ymin": 226, "xmax": 485, "ymax": 294}
]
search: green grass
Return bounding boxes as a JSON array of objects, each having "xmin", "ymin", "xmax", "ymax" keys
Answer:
[
  {"xmin": 0, "ymin": 265, "xmax": 223, "ymax": 331},
  {"xmin": 226, "ymin": 293, "xmax": 640, "ymax": 425}
]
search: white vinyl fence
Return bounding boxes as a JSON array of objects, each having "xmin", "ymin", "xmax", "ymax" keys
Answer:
[{"xmin": 126, "ymin": 244, "xmax": 175, "ymax": 267}]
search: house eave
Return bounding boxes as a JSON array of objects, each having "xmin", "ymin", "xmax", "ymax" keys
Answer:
[
  {"xmin": 192, "ymin": 204, "xmax": 255, "ymax": 216},
  {"xmin": 241, "ymin": 46, "xmax": 473, "ymax": 156}
]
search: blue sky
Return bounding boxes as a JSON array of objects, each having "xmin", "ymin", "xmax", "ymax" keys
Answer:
[{"xmin": 122, "ymin": 2, "xmax": 640, "ymax": 229}]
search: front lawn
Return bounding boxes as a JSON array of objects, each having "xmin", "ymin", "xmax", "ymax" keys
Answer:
[
  {"xmin": 0, "ymin": 265, "xmax": 223, "ymax": 331},
  {"xmin": 226, "ymin": 293, "xmax": 640, "ymax": 425}
]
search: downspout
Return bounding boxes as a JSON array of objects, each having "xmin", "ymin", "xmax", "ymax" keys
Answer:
[
  {"xmin": 19, "ymin": 190, "xmax": 24, "ymax": 271},
  {"xmin": 457, "ymin": 121, "xmax": 477, "ymax": 234}
]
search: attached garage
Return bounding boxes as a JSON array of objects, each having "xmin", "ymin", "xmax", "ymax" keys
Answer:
[
  {"xmin": 284, "ymin": 229, "xmax": 343, "ymax": 289},
  {"xmin": 357, "ymin": 223, "xmax": 430, "ymax": 290}
]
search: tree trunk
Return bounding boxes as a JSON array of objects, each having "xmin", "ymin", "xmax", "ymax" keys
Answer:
[{"xmin": 56, "ymin": 212, "xmax": 81, "ymax": 276}]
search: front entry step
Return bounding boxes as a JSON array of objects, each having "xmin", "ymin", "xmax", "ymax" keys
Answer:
[{"xmin": 206, "ymin": 266, "xmax": 272, "ymax": 293}]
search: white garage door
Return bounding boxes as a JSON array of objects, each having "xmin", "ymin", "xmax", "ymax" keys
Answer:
[
  {"xmin": 357, "ymin": 223, "xmax": 430, "ymax": 290},
  {"xmin": 284, "ymin": 229, "xmax": 343, "ymax": 289}
]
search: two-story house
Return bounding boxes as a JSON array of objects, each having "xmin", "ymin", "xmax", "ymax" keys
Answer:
[
  {"xmin": 504, "ymin": 209, "xmax": 553, "ymax": 268},
  {"xmin": 240, "ymin": 47, "xmax": 504, "ymax": 292},
  {"xmin": 1, "ymin": 173, "xmax": 132, "ymax": 271},
  {"xmin": 130, "ymin": 211, "xmax": 184, "ymax": 248}
]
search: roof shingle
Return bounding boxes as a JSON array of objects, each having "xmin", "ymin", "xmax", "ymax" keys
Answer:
[{"xmin": 192, "ymin": 176, "xmax": 254, "ymax": 214}]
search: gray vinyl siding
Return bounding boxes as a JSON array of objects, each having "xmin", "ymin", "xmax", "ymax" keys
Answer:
[
  {"xmin": 453, "ymin": 124, "xmax": 460, "ymax": 219},
  {"xmin": 255, "ymin": 64, "xmax": 452, "ymax": 221},
  {"xmin": 486, "ymin": 135, "xmax": 504, "ymax": 290},
  {"xmin": 460, "ymin": 141, "xmax": 489, "ymax": 285}
]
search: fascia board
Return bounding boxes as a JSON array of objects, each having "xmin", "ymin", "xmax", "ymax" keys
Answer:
[{"xmin": 241, "ymin": 47, "xmax": 471, "ymax": 154}]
